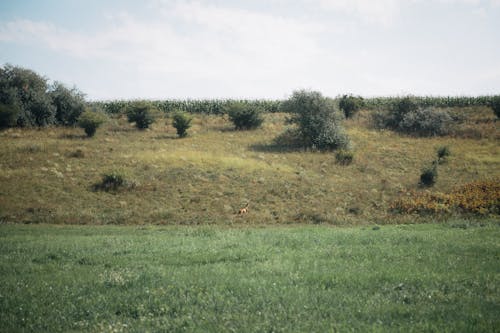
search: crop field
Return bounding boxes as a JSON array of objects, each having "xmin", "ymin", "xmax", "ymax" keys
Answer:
[{"xmin": 0, "ymin": 222, "xmax": 499, "ymax": 332}]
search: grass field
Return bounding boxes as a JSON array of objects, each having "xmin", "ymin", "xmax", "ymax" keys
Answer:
[
  {"xmin": 0, "ymin": 222, "xmax": 499, "ymax": 332},
  {"xmin": 0, "ymin": 107, "xmax": 498, "ymax": 226}
]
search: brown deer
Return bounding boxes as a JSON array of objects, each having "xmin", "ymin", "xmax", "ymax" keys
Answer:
[{"xmin": 238, "ymin": 203, "xmax": 249, "ymax": 215}]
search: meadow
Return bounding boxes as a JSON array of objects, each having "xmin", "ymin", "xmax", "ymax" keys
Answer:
[
  {"xmin": 0, "ymin": 102, "xmax": 499, "ymax": 331},
  {"xmin": 0, "ymin": 222, "xmax": 499, "ymax": 332},
  {"xmin": 0, "ymin": 106, "xmax": 498, "ymax": 226}
]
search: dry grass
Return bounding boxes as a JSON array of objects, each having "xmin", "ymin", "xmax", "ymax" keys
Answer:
[{"xmin": 0, "ymin": 108, "xmax": 498, "ymax": 225}]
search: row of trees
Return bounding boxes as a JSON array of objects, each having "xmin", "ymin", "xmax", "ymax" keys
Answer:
[{"xmin": 0, "ymin": 64, "xmax": 86, "ymax": 128}]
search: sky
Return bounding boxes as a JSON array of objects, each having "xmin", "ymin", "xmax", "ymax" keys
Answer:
[{"xmin": 0, "ymin": 0, "xmax": 499, "ymax": 100}]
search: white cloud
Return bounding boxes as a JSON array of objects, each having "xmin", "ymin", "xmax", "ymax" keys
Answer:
[
  {"xmin": 0, "ymin": 2, "xmax": 322, "ymax": 86},
  {"xmin": 312, "ymin": 0, "xmax": 400, "ymax": 26}
]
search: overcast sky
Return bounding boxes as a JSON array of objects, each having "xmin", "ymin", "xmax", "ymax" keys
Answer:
[{"xmin": 1, "ymin": 0, "xmax": 499, "ymax": 100}]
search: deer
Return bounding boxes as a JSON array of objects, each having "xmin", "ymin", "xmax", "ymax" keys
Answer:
[{"xmin": 238, "ymin": 202, "xmax": 249, "ymax": 215}]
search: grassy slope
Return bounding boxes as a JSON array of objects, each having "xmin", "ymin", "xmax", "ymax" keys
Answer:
[
  {"xmin": 0, "ymin": 223, "xmax": 499, "ymax": 332},
  {"xmin": 0, "ymin": 107, "xmax": 498, "ymax": 225}
]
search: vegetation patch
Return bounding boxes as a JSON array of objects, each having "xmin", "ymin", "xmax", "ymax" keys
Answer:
[
  {"xmin": 92, "ymin": 171, "xmax": 132, "ymax": 193},
  {"xmin": 281, "ymin": 90, "xmax": 350, "ymax": 150},
  {"xmin": 0, "ymin": 223, "xmax": 499, "ymax": 332},
  {"xmin": 226, "ymin": 102, "xmax": 264, "ymax": 130},
  {"xmin": 390, "ymin": 179, "xmax": 500, "ymax": 215}
]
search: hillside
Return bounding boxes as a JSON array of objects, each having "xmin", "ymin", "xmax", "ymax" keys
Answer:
[{"xmin": 0, "ymin": 106, "xmax": 498, "ymax": 225}]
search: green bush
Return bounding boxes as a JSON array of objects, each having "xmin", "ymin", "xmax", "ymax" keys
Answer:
[
  {"xmin": 437, "ymin": 146, "xmax": 451, "ymax": 162},
  {"xmin": 281, "ymin": 90, "xmax": 350, "ymax": 151},
  {"xmin": 226, "ymin": 102, "xmax": 264, "ymax": 130},
  {"xmin": 93, "ymin": 171, "xmax": 128, "ymax": 192},
  {"xmin": 335, "ymin": 149, "xmax": 354, "ymax": 165},
  {"xmin": 50, "ymin": 82, "xmax": 86, "ymax": 126},
  {"xmin": 338, "ymin": 94, "xmax": 364, "ymax": 118},
  {"xmin": 489, "ymin": 95, "xmax": 500, "ymax": 118},
  {"xmin": 420, "ymin": 162, "xmax": 438, "ymax": 187},
  {"xmin": 172, "ymin": 111, "xmax": 192, "ymax": 138},
  {"xmin": 372, "ymin": 95, "xmax": 452, "ymax": 136},
  {"xmin": 126, "ymin": 102, "xmax": 157, "ymax": 129},
  {"xmin": 399, "ymin": 107, "xmax": 452, "ymax": 136},
  {"xmin": 0, "ymin": 103, "xmax": 20, "ymax": 129},
  {"xmin": 78, "ymin": 109, "xmax": 107, "ymax": 137}
]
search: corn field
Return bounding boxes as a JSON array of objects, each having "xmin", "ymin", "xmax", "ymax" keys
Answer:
[
  {"xmin": 88, "ymin": 99, "xmax": 282, "ymax": 115},
  {"xmin": 87, "ymin": 95, "xmax": 498, "ymax": 115},
  {"xmin": 362, "ymin": 95, "xmax": 497, "ymax": 109}
]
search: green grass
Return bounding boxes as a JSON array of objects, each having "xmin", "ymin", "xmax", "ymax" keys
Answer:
[{"xmin": 0, "ymin": 222, "xmax": 499, "ymax": 332}]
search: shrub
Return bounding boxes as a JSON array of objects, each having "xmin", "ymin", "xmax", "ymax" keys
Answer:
[
  {"xmin": 338, "ymin": 94, "xmax": 364, "ymax": 118},
  {"xmin": 372, "ymin": 96, "xmax": 452, "ymax": 137},
  {"xmin": 437, "ymin": 146, "xmax": 451, "ymax": 162},
  {"xmin": 420, "ymin": 162, "xmax": 438, "ymax": 187},
  {"xmin": 93, "ymin": 172, "xmax": 128, "ymax": 192},
  {"xmin": 335, "ymin": 149, "xmax": 354, "ymax": 165},
  {"xmin": 126, "ymin": 102, "xmax": 157, "ymax": 129},
  {"xmin": 49, "ymin": 82, "xmax": 86, "ymax": 126},
  {"xmin": 372, "ymin": 96, "xmax": 418, "ymax": 130},
  {"xmin": 78, "ymin": 109, "xmax": 107, "ymax": 137},
  {"xmin": 226, "ymin": 102, "xmax": 264, "ymax": 130},
  {"xmin": 488, "ymin": 95, "xmax": 500, "ymax": 118},
  {"xmin": 280, "ymin": 90, "xmax": 350, "ymax": 150},
  {"xmin": 399, "ymin": 107, "xmax": 452, "ymax": 136},
  {"xmin": 172, "ymin": 111, "xmax": 192, "ymax": 138},
  {"xmin": 0, "ymin": 103, "xmax": 20, "ymax": 129}
]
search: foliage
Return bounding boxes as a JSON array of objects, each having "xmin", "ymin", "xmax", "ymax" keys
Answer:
[
  {"xmin": 372, "ymin": 96, "xmax": 453, "ymax": 136},
  {"xmin": 90, "ymin": 99, "xmax": 282, "ymax": 115},
  {"xmin": 78, "ymin": 109, "xmax": 107, "ymax": 137},
  {"xmin": 281, "ymin": 90, "xmax": 350, "ymax": 150},
  {"xmin": 49, "ymin": 82, "xmax": 86, "ymax": 126},
  {"xmin": 171, "ymin": 111, "xmax": 192, "ymax": 138},
  {"xmin": 335, "ymin": 149, "xmax": 354, "ymax": 165},
  {"xmin": 420, "ymin": 162, "xmax": 438, "ymax": 187},
  {"xmin": 126, "ymin": 101, "xmax": 157, "ymax": 129},
  {"xmin": 0, "ymin": 64, "xmax": 56, "ymax": 126},
  {"xmin": 226, "ymin": 102, "xmax": 264, "ymax": 130},
  {"xmin": 338, "ymin": 94, "xmax": 364, "ymax": 118},
  {"xmin": 437, "ymin": 146, "xmax": 451, "ymax": 162},
  {"xmin": 93, "ymin": 171, "xmax": 128, "ymax": 192},
  {"xmin": 373, "ymin": 96, "xmax": 419, "ymax": 130},
  {"xmin": 0, "ymin": 103, "xmax": 20, "ymax": 129},
  {"xmin": 363, "ymin": 95, "xmax": 498, "ymax": 110},
  {"xmin": 398, "ymin": 107, "xmax": 453, "ymax": 136},
  {"xmin": 390, "ymin": 180, "xmax": 500, "ymax": 215},
  {"xmin": 488, "ymin": 95, "xmax": 500, "ymax": 118}
]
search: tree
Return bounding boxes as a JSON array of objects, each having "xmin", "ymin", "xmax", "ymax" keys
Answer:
[
  {"xmin": 280, "ymin": 90, "xmax": 350, "ymax": 150},
  {"xmin": 0, "ymin": 64, "xmax": 55, "ymax": 126},
  {"xmin": 50, "ymin": 82, "xmax": 86, "ymax": 126}
]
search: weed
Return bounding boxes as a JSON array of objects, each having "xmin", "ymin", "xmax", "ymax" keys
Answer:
[
  {"xmin": 390, "ymin": 179, "xmax": 500, "ymax": 215},
  {"xmin": 437, "ymin": 146, "xmax": 451, "ymax": 163},
  {"xmin": 68, "ymin": 149, "xmax": 85, "ymax": 158},
  {"xmin": 420, "ymin": 162, "xmax": 438, "ymax": 187},
  {"xmin": 93, "ymin": 172, "xmax": 129, "ymax": 192},
  {"xmin": 335, "ymin": 149, "xmax": 354, "ymax": 165}
]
